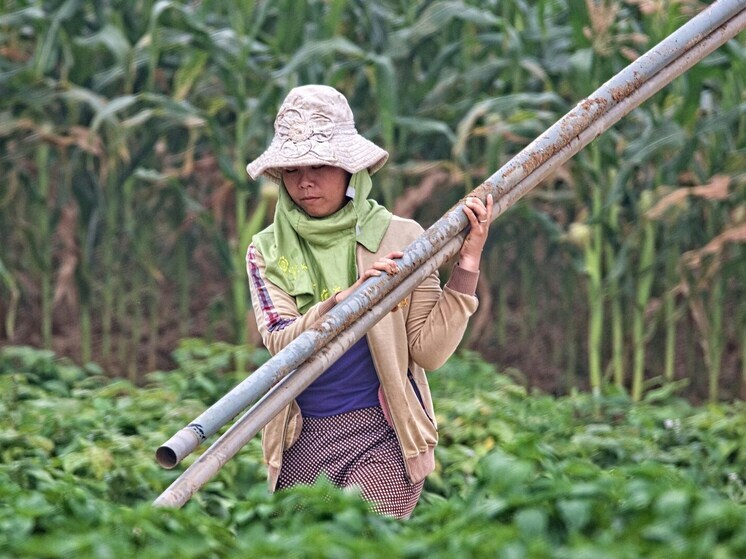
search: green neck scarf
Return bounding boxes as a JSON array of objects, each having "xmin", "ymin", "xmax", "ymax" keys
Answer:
[{"xmin": 253, "ymin": 170, "xmax": 392, "ymax": 314}]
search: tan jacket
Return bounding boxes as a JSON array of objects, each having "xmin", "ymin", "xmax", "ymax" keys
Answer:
[{"xmin": 247, "ymin": 216, "xmax": 479, "ymax": 489}]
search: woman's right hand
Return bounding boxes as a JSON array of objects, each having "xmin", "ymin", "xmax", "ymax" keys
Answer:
[{"xmin": 333, "ymin": 251, "xmax": 404, "ymax": 304}]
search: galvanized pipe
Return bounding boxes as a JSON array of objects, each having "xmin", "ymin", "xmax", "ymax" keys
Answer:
[
  {"xmin": 153, "ymin": 3, "xmax": 746, "ymax": 505},
  {"xmin": 155, "ymin": 0, "xmax": 746, "ymax": 476},
  {"xmin": 153, "ymin": 231, "xmax": 468, "ymax": 507}
]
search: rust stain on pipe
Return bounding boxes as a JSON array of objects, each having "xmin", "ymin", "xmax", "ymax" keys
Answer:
[{"xmin": 611, "ymin": 71, "xmax": 644, "ymax": 103}]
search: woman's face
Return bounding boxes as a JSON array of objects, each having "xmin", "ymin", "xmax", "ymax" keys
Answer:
[{"xmin": 281, "ymin": 165, "xmax": 351, "ymax": 218}]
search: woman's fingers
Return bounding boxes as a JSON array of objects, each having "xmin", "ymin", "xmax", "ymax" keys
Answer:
[
  {"xmin": 479, "ymin": 194, "xmax": 493, "ymax": 223},
  {"xmin": 464, "ymin": 195, "xmax": 493, "ymax": 226},
  {"xmin": 334, "ymin": 253, "xmax": 403, "ymax": 306},
  {"xmin": 371, "ymin": 257, "xmax": 400, "ymax": 275}
]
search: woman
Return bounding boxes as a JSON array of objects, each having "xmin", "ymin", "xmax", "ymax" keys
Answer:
[{"xmin": 246, "ymin": 84, "xmax": 492, "ymax": 518}]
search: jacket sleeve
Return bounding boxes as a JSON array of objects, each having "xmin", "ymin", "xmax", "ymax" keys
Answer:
[
  {"xmin": 404, "ymin": 264, "xmax": 479, "ymax": 371},
  {"xmin": 246, "ymin": 244, "xmax": 335, "ymax": 355},
  {"xmin": 369, "ymin": 218, "xmax": 479, "ymax": 371}
]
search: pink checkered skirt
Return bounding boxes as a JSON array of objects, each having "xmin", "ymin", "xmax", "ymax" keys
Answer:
[{"xmin": 276, "ymin": 405, "xmax": 424, "ymax": 519}]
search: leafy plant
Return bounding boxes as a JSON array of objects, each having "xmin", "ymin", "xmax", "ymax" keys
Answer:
[{"xmin": 5, "ymin": 345, "xmax": 746, "ymax": 557}]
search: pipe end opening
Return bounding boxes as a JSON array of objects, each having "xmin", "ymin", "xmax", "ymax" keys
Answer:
[{"xmin": 156, "ymin": 446, "xmax": 178, "ymax": 469}]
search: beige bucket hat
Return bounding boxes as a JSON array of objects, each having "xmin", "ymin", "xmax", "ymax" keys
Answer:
[{"xmin": 246, "ymin": 85, "xmax": 389, "ymax": 184}]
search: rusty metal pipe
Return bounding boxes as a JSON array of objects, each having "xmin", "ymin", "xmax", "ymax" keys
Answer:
[
  {"xmin": 153, "ymin": 231, "xmax": 468, "ymax": 507},
  {"xmin": 155, "ymin": 0, "xmax": 746, "ymax": 479},
  {"xmin": 153, "ymin": 3, "xmax": 746, "ymax": 505}
]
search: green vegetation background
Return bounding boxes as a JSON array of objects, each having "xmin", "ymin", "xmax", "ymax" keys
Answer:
[
  {"xmin": 3, "ymin": 343, "xmax": 746, "ymax": 558},
  {"xmin": 1, "ymin": 0, "xmax": 744, "ymax": 400},
  {"xmin": 2, "ymin": 1, "xmax": 746, "ymax": 556}
]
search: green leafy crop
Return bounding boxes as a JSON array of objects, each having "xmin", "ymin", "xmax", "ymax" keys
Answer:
[{"xmin": 2, "ymin": 344, "xmax": 746, "ymax": 558}]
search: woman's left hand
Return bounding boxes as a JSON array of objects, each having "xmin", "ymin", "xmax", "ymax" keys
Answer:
[
  {"xmin": 333, "ymin": 251, "xmax": 404, "ymax": 305},
  {"xmin": 458, "ymin": 194, "xmax": 493, "ymax": 272}
]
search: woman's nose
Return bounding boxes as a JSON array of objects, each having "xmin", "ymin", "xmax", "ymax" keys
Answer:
[{"xmin": 296, "ymin": 169, "xmax": 311, "ymax": 188}]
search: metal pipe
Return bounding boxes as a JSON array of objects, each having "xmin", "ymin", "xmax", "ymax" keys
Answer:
[
  {"xmin": 153, "ymin": 231, "xmax": 468, "ymax": 507},
  {"xmin": 155, "ymin": 0, "xmax": 746, "ymax": 473},
  {"xmin": 153, "ymin": 3, "xmax": 746, "ymax": 505}
]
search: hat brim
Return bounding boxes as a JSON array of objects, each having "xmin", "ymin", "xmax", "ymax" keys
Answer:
[{"xmin": 246, "ymin": 131, "xmax": 388, "ymax": 184}]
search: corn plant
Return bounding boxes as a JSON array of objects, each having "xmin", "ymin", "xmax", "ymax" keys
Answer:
[{"xmin": 0, "ymin": 0, "xmax": 743, "ymax": 399}]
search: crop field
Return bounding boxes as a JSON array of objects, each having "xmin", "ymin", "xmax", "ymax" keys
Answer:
[
  {"xmin": 2, "ymin": 0, "xmax": 744, "ymax": 401},
  {"xmin": 2, "ymin": 342, "xmax": 746, "ymax": 558},
  {"xmin": 2, "ymin": 2, "xmax": 744, "ymax": 556}
]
